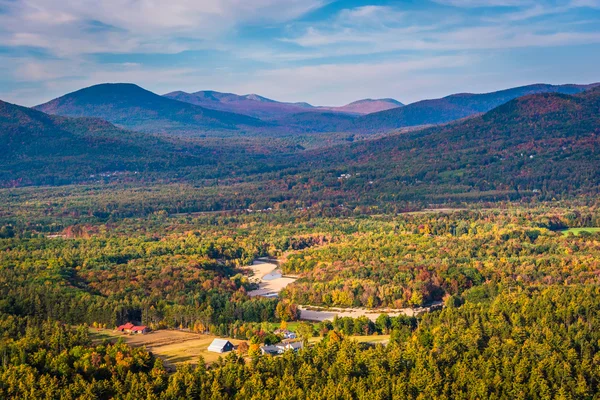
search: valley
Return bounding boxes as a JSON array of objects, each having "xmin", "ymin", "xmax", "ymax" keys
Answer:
[
  {"xmin": 1, "ymin": 79, "xmax": 599, "ymax": 399},
  {"xmin": 2, "ymin": 0, "xmax": 600, "ymax": 397}
]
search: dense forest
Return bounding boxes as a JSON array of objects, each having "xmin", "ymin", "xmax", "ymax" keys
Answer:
[
  {"xmin": 0, "ymin": 190, "xmax": 599, "ymax": 396},
  {"xmin": 1, "ymin": 285, "xmax": 599, "ymax": 399},
  {"xmin": 2, "ymin": 80, "xmax": 600, "ymax": 398}
]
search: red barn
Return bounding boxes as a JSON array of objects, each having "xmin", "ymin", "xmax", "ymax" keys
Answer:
[
  {"xmin": 117, "ymin": 322, "xmax": 135, "ymax": 332},
  {"xmin": 116, "ymin": 323, "xmax": 149, "ymax": 334}
]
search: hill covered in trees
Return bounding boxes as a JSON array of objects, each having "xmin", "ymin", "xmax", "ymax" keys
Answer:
[
  {"xmin": 34, "ymin": 83, "xmax": 267, "ymax": 134},
  {"xmin": 346, "ymin": 82, "xmax": 599, "ymax": 133},
  {"xmin": 0, "ymin": 99, "xmax": 198, "ymax": 185},
  {"xmin": 2, "ymin": 85, "xmax": 599, "ymax": 204},
  {"xmin": 294, "ymin": 87, "xmax": 600, "ymax": 201}
]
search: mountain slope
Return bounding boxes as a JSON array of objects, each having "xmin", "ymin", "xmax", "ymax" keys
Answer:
[
  {"xmin": 0, "ymin": 99, "xmax": 193, "ymax": 185},
  {"xmin": 35, "ymin": 83, "xmax": 267, "ymax": 134},
  {"xmin": 301, "ymin": 87, "xmax": 600, "ymax": 199},
  {"xmin": 271, "ymin": 111, "xmax": 360, "ymax": 133},
  {"xmin": 349, "ymin": 83, "xmax": 599, "ymax": 133}
]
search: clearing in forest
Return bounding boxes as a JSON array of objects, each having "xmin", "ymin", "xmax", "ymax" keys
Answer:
[
  {"xmin": 561, "ymin": 227, "xmax": 600, "ymax": 236},
  {"xmin": 90, "ymin": 328, "xmax": 246, "ymax": 367}
]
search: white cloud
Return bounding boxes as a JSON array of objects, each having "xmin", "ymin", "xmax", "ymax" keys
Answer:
[
  {"xmin": 0, "ymin": 0, "xmax": 326, "ymax": 56},
  {"xmin": 1, "ymin": 0, "xmax": 599, "ymax": 107},
  {"xmin": 282, "ymin": 1, "xmax": 600, "ymax": 55}
]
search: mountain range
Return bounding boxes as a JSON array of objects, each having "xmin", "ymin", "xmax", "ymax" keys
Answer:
[
  {"xmin": 0, "ymin": 99, "xmax": 179, "ymax": 185},
  {"xmin": 164, "ymin": 90, "xmax": 403, "ymax": 119},
  {"xmin": 347, "ymin": 83, "xmax": 600, "ymax": 133},
  {"xmin": 3, "ymin": 82, "xmax": 599, "ymax": 198},
  {"xmin": 300, "ymin": 86, "xmax": 600, "ymax": 199},
  {"xmin": 34, "ymin": 82, "xmax": 599, "ymax": 136}
]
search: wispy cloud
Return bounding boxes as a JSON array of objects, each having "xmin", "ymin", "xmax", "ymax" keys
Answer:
[
  {"xmin": 282, "ymin": 2, "xmax": 600, "ymax": 54},
  {"xmin": 0, "ymin": 0, "xmax": 326, "ymax": 56},
  {"xmin": 0, "ymin": 0, "xmax": 598, "ymax": 106}
]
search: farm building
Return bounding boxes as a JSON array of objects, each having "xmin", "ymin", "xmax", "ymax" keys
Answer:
[
  {"xmin": 117, "ymin": 323, "xmax": 135, "ymax": 332},
  {"xmin": 117, "ymin": 323, "xmax": 149, "ymax": 334},
  {"xmin": 260, "ymin": 345, "xmax": 280, "ymax": 355},
  {"xmin": 208, "ymin": 339, "xmax": 235, "ymax": 353},
  {"xmin": 131, "ymin": 325, "xmax": 149, "ymax": 334}
]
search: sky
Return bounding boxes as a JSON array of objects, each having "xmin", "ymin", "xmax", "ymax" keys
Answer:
[{"xmin": 0, "ymin": 0, "xmax": 599, "ymax": 107}]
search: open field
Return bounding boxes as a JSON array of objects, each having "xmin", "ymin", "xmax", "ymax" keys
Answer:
[
  {"xmin": 90, "ymin": 328, "xmax": 246, "ymax": 367},
  {"xmin": 266, "ymin": 321, "xmax": 305, "ymax": 331},
  {"xmin": 562, "ymin": 227, "xmax": 600, "ymax": 236}
]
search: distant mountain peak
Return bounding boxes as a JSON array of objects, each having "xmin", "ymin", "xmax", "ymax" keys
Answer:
[
  {"xmin": 243, "ymin": 94, "xmax": 276, "ymax": 103},
  {"xmin": 34, "ymin": 83, "xmax": 266, "ymax": 133},
  {"xmin": 319, "ymin": 98, "xmax": 404, "ymax": 115},
  {"xmin": 346, "ymin": 98, "xmax": 404, "ymax": 106}
]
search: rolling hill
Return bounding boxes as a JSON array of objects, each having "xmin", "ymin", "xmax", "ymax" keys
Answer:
[
  {"xmin": 164, "ymin": 90, "xmax": 403, "ymax": 120},
  {"xmin": 300, "ymin": 86, "xmax": 600, "ymax": 200},
  {"xmin": 347, "ymin": 83, "xmax": 600, "ymax": 133},
  {"xmin": 0, "ymin": 99, "xmax": 189, "ymax": 185},
  {"xmin": 1, "ymin": 99, "xmax": 289, "ymax": 186},
  {"xmin": 34, "ymin": 83, "xmax": 268, "ymax": 134}
]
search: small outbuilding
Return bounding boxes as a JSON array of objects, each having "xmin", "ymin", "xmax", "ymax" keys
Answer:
[
  {"xmin": 260, "ymin": 345, "xmax": 281, "ymax": 355},
  {"xmin": 208, "ymin": 339, "xmax": 235, "ymax": 353}
]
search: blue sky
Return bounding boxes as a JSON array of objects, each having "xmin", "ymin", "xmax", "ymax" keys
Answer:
[{"xmin": 0, "ymin": 0, "xmax": 599, "ymax": 106}]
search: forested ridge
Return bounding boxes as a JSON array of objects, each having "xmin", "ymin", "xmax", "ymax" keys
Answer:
[{"xmin": 3, "ymin": 88, "xmax": 599, "ymax": 209}]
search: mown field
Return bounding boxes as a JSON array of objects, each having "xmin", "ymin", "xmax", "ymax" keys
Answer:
[
  {"xmin": 90, "ymin": 329, "xmax": 247, "ymax": 366},
  {"xmin": 562, "ymin": 227, "xmax": 600, "ymax": 235}
]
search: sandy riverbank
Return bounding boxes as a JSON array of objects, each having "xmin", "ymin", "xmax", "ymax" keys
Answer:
[
  {"xmin": 299, "ymin": 302, "xmax": 443, "ymax": 322},
  {"xmin": 245, "ymin": 260, "xmax": 297, "ymax": 297}
]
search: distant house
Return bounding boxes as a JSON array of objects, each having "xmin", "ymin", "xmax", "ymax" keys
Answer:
[
  {"xmin": 278, "ymin": 341, "xmax": 303, "ymax": 352},
  {"xmin": 208, "ymin": 339, "xmax": 235, "ymax": 353},
  {"xmin": 261, "ymin": 341, "xmax": 304, "ymax": 356},
  {"xmin": 260, "ymin": 344, "xmax": 280, "ymax": 355},
  {"xmin": 274, "ymin": 329, "xmax": 297, "ymax": 339},
  {"xmin": 117, "ymin": 322, "xmax": 149, "ymax": 334}
]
